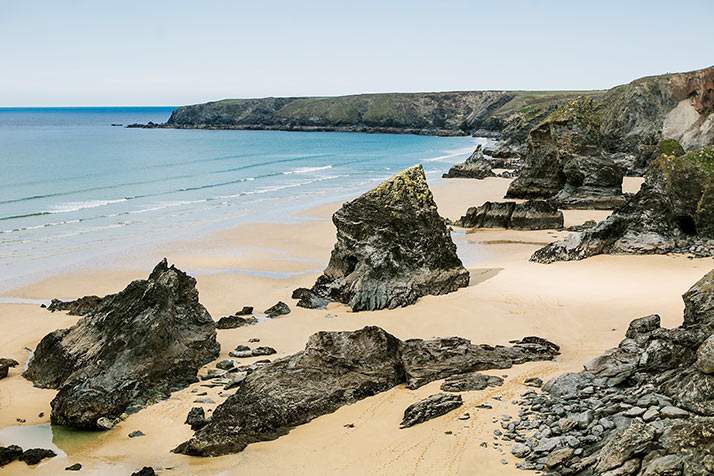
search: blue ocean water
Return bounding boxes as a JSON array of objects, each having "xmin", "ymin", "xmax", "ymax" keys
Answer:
[{"xmin": 0, "ymin": 107, "xmax": 480, "ymax": 292}]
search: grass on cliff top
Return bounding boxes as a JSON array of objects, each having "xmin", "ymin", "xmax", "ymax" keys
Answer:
[{"xmin": 494, "ymin": 90, "xmax": 605, "ymax": 117}]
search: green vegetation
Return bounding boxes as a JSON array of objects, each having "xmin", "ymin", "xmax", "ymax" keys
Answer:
[{"xmin": 657, "ymin": 139, "xmax": 685, "ymax": 157}]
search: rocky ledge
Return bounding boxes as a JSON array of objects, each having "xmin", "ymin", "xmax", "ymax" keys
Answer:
[
  {"xmin": 453, "ymin": 200, "xmax": 563, "ymax": 230},
  {"xmin": 23, "ymin": 259, "xmax": 220, "ymax": 429},
  {"xmin": 506, "ymin": 98, "xmax": 625, "ymax": 210},
  {"xmin": 532, "ymin": 146, "xmax": 714, "ymax": 263},
  {"xmin": 498, "ymin": 268, "xmax": 714, "ymax": 475},
  {"xmin": 297, "ymin": 165, "xmax": 469, "ymax": 311},
  {"xmin": 174, "ymin": 326, "xmax": 559, "ymax": 456}
]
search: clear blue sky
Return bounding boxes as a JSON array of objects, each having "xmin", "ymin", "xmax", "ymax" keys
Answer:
[{"xmin": 1, "ymin": 0, "xmax": 712, "ymax": 106}]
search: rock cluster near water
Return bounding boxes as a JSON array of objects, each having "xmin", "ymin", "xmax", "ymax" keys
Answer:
[
  {"xmin": 532, "ymin": 146, "xmax": 714, "ymax": 263},
  {"xmin": 453, "ymin": 200, "xmax": 563, "ymax": 230},
  {"xmin": 298, "ymin": 165, "xmax": 469, "ymax": 311},
  {"xmin": 506, "ymin": 98, "xmax": 625, "ymax": 210},
  {"xmin": 174, "ymin": 326, "xmax": 559, "ymax": 456},
  {"xmin": 0, "ymin": 445, "xmax": 56, "ymax": 467},
  {"xmin": 23, "ymin": 259, "xmax": 220, "ymax": 429},
  {"xmin": 498, "ymin": 268, "xmax": 714, "ymax": 475},
  {"xmin": 442, "ymin": 145, "xmax": 495, "ymax": 179}
]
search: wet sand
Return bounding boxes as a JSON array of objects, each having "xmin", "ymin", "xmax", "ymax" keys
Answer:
[{"xmin": 2, "ymin": 176, "xmax": 711, "ymax": 476}]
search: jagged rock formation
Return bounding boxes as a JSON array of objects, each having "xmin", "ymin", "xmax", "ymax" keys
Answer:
[
  {"xmin": 23, "ymin": 259, "xmax": 220, "ymax": 429},
  {"xmin": 442, "ymin": 145, "xmax": 494, "ymax": 179},
  {"xmin": 532, "ymin": 146, "xmax": 714, "ymax": 263},
  {"xmin": 399, "ymin": 393, "xmax": 463, "ymax": 428},
  {"xmin": 502, "ymin": 268, "xmax": 714, "ymax": 475},
  {"xmin": 454, "ymin": 200, "xmax": 563, "ymax": 230},
  {"xmin": 506, "ymin": 98, "xmax": 625, "ymax": 209},
  {"xmin": 301, "ymin": 165, "xmax": 469, "ymax": 311},
  {"xmin": 174, "ymin": 326, "xmax": 559, "ymax": 456}
]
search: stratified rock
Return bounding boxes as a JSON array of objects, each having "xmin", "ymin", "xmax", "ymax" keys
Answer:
[
  {"xmin": 532, "ymin": 146, "xmax": 714, "ymax": 263},
  {"xmin": 401, "ymin": 335, "xmax": 559, "ymax": 389},
  {"xmin": 251, "ymin": 346, "xmax": 276, "ymax": 357},
  {"xmin": 292, "ymin": 288, "xmax": 329, "ymax": 310},
  {"xmin": 399, "ymin": 393, "xmax": 463, "ymax": 428},
  {"xmin": 0, "ymin": 358, "xmax": 19, "ymax": 379},
  {"xmin": 216, "ymin": 315, "xmax": 257, "ymax": 329},
  {"xmin": 442, "ymin": 145, "xmax": 494, "ymax": 179},
  {"xmin": 454, "ymin": 200, "xmax": 563, "ymax": 230},
  {"xmin": 46, "ymin": 295, "xmax": 103, "ymax": 316},
  {"xmin": 440, "ymin": 372, "xmax": 504, "ymax": 392},
  {"xmin": 19, "ymin": 448, "xmax": 56, "ymax": 465},
  {"xmin": 696, "ymin": 334, "xmax": 714, "ymax": 374},
  {"xmin": 264, "ymin": 301, "xmax": 290, "ymax": 317},
  {"xmin": 0, "ymin": 445, "xmax": 23, "ymax": 466},
  {"xmin": 506, "ymin": 98, "xmax": 624, "ymax": 209},
  {"xmin": 23, "ymin": 259, "xmax": 220, "ymax": 429},
  {"xmin": 305, "ymin": 165, "xmax": 469, "ymax": 311},
  {"xmin": 173, "ymin": 326, "xmax": 405, "ymax": 456},
  {"xmin": 174, "ymin": 326, "xmax": 558, "ymax": 456},
  {"xmin": 503, "ymin": 268, "xmax": 714, "ymax": 475},
  {"xmin": 185, "ymin": 407, "xmax": 207, "ymax": 431}
]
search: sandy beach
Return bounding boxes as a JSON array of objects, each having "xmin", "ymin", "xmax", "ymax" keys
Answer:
[{"xmin": 1, "ymin": 176, "xmax": 711, "ymax": 476}]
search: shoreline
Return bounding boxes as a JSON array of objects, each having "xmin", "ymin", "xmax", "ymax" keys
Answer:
[{"xmin": 1, "ymin": 176, "xmax": 712, "ymax": 475}]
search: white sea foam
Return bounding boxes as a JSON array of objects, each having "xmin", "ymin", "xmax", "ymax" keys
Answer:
[{"xmin": 47, "ymin": 198, "xmax": 127, "ymax": 214}]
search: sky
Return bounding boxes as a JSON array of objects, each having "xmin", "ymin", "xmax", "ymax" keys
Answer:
[{"xmin": 1, "ymin": 0, "xmax": 713, "ymax": 106}]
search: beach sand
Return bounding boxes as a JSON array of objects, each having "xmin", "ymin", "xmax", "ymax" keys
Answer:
[{"xmin": 1, "ymin": 176, "xmax": 711, "ymax": 476}]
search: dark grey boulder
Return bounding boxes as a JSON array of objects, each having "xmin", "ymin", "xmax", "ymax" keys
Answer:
[
  {"xmin": 23, "ymin": 259, "xmax": 220, "ymax": 429},
  {"xmin": 292, "ymin": 288, "xmax": 330, "ymax": 310},
  {"xmin": 19, "ymin": 448, "xmax": 56, "ymax": 465},
  {"xmin": 185, "ymin": 407, "xmax": 207, "ymax": 431},
  {"xmin": 0, "ymin": 445, "xmax": 22, "ymax": 466},
  {"xmin": 440, "ymin": 372, "xmax": 504, "ymax": 392},
  {"xmin": 264, "ymin": 301, "xmax": 290, "ymax": 317},
  {"xmin": 400, "ymin": 393, "xmax": 463, "ymax": 428},
  {"xmin": 216, "ymin": 315, "xmax": 257, "ymax": 329},
  {"xmin": 305, "ymin": 165, "xmax": 469, "ymax": 311},
  {"xmin": 0, "ymin": 358, "xmax": 18, "ymax": 379}
]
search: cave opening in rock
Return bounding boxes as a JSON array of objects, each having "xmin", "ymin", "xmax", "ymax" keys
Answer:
[
  {"xmin": 343, "ymin": 256, "xmax": 358, "ymax": 275},
  {"xmin": 676, "ymin": 215, "xmax": 697, "ymax": 235}
]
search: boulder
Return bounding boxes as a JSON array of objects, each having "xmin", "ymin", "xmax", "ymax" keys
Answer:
[
  {"xmin": 215, "ymin": 315, "xmax": 257, "ymax": 329},
  {"xmin": 19, "ymin": 448, "xmax": 56, "ymax": 465},
  {"xmin": 174, "ymin": 326, "xmax": 558, "ymax": 456},
  {"xmin": 531, "ymin": 146, "xmax": 714, "ymax": 263},
  {"xmin": 506, "ymin": 98, "xmax": 624, "ymax": 209},
  {"xmin": 304, "ymin": 165, "xmax": 469, "ymax": 311},
  {"xmin": 185, "ymin": 407, "xmax": 207, "ymax": 431},
  {"xmin": 399, "ymin": 393, "xmax": 463, "ymax": 428},
  {"xmin": 0, "ymin": 445, "xmax": 23, "ymax": 467},
  {"xmin": 130, "ymin": 467, "xmax": 156, "ymax": 476},
  {"xmin": 454, "ymin": 200, "xmax": 563, "ymax": 230},
  {"xmin": 292, "ymin": 288, "xmax": 329, "ymax": 310},
  {"xmin": 442, "ymin": 145, "xmax": 494, "ymax": 179},
  {"xmin": 0, "ymin": 358, "xmax": 19, "ymax": 379},
  {"xmin": 23, "ymin": 259, "xmax": 220, "ymax": 429},
  {"xmin": 264, "ymin": 301, "xmax": 290, "ymax": 317}
]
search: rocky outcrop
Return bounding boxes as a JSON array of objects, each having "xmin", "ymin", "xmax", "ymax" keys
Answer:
[
  {"xmin": 399, "ymin": 393, "xmax": 463, "ymax": 428},
  {"xmin": 174, "ymin": 326, "xmax": 559, "ymax": 456},
  {"xmin": 302, "ymin": 165, "xmax": 469, "ymax": 311},
  {"xmin": 506, "ymin": 98, "xmax": 625, "ymax": 209},
  {"xmin": 264, "ymin": 301, "xmax": 290, "ymax": 317},
  {"xmin": 0, "ymin": 446, "xmax": 22, "ymax": 466},
  {"xmin": 501, "ymin": 268, "xmax": 714, "ymax": 475},
  {"xmin": 23, "ymin": 259, "xmax": 220, "ymax": 429},
  {"xmin": 0, "ymin": 358, "xmax": 18, "ymax": 379},
  {"xmin": 532, "ymin": 146, "xmax": 714, "ymax": 263},
  {"xmin": 454, "ymin": 200, "xmax": 563, "ymax": 230},
  {"xmin": 442, "ymin": 145, "xmax": 494, "ymax": 179},
  {"xmin": 19, "ymin": 448, "xmax": 56, "ymax": 465}
]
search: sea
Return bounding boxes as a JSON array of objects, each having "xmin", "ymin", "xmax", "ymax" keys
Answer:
[{"xmin": 0, "ymin": 107, "xmax": 482, "ymax": 293}]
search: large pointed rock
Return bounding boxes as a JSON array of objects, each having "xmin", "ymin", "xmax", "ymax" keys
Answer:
[
  {"xmin": 23, "ymin": 259, "xmax": 220, "ymax": 429},
  {"xmin": 442, "ymin": 145, "xmax": 494, "ymax": 179},
  {"xmin": 305, "ymin": 165, "xmax": 469, "ymax": 311}
]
